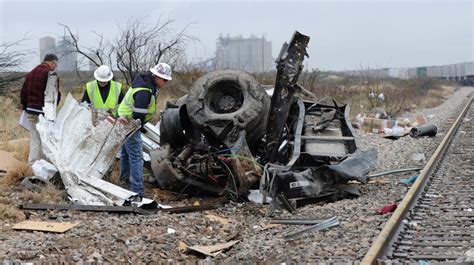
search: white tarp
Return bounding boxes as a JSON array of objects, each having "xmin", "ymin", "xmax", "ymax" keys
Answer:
[{"xmin": 37, "ymin": 94, "xmax": 154, "ymax": 206}]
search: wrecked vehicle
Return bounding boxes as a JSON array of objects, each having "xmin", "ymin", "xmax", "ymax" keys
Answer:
[
  {"xmin": 150, "ymin": 31, "xmax": 377, "ymax": 209},
  {"xmin": 34, "ymin": 31, "xmax": 375, "ymax": 210}
]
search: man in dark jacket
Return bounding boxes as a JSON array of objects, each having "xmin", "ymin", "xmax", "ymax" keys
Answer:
[
  {"xmin": 20, "ymin": 54, "xmax": 61, "ymax": 164},
  {"xmin": 117, "ymin": 63, "xmax": 172, "ymax": 197}
]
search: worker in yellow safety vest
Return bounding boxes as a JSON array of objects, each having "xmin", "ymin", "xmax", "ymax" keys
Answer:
[
  {"xmin": 117, "ymin": 62, "xmax": 172, "ymax": 197},
  {"xmin": 81, "ymin": 65, "xmax": 124, "ymax": 118}
]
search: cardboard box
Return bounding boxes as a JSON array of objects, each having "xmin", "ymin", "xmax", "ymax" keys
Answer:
[
  {"xmin": 363, "ymin": 117, "xmax": 385, "ymax": 134},
  {"xmin": 362, "ymin": 117, "xmax": 397, "ymax": 134}
]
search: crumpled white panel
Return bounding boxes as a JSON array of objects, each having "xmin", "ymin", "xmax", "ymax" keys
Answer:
[
  {"xmin": 37, "ymin": 94, "xmax": 148, "ymax": 206},
  {"xmin": 43, "ymin": 71, "xmax": 59, "ymax": 121}
]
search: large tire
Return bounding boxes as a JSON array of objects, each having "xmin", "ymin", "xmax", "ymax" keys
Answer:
[{"xmin": 186, "ymin": 70, "xmax": 270, "ymax": 145}]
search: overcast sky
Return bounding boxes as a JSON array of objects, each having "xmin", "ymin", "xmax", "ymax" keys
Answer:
[{"xmin": 0, "ymin": 0, "xmax": 472, "ymax": 71}]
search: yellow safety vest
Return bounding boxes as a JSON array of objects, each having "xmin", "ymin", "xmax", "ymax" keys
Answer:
[
  {"xmin": 86, "ymin": 80, "xmax": 122, "ymax": 116},
  {"xmin": 117, "ymin": 87, "xmax": 156, "ymax": 123}
]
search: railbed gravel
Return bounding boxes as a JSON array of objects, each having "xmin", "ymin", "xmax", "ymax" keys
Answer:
[{"xmin": 1, "ymin": 87, "xmax": 473, "ymax": 263}]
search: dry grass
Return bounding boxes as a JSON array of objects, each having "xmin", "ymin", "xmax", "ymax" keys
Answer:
[
  {"xmin": 427, "ymin": 85, "xmax": 456, "ymax": 100},
  {"xmin": 0, "ymin": 96, "xmax": 29, "ymax": 143},
  {"xmin": 0, "ymin": 138, "xmax": 30, "ymax": 162},
  {"xmin": 300, "ymin": 74, "xmax": 458, "ymax": 119},
  {"xmin": 0, "ymin": 199, "xmax": 25, "ymax": 222},
  {"xmin": 0, "ymin": 182, "xmax": 63, "ymax": 222},
  {"xmin": 0, "ymin": 189, "xmax": 24, "ymax": 222},
  {"xmin": 0, "ymin": 182, "xmax": 64, "ymax": 222},
  {"xmin": 19, "ymin": 184, "xmax": 64, "ymax": 204},
  {"xmin": 0, "ymin": 162, "xmax": 32, "ymax": 186}
]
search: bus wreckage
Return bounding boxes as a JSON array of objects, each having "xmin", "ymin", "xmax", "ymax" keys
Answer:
[
  {"xmin": 36, "ymin": 31, "xmax": 377, "ymax": 211},
  {"xmin": 150, "ymin": 31, "xmax": 377, "ymax": 211}
]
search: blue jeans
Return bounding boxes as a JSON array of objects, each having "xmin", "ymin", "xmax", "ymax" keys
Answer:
[{"xmin": 119, "ymin": 130, "xmax": 144, "ymax": 196}]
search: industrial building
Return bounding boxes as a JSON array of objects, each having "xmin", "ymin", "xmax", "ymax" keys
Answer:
[
  {"xmin": 39, "ymin": 36, "xmax": 56, "ymax": 63},
  {"xmin": 38, "ymin": 36, "xmax": 77, "ymax": 72},
  {"xmin": 215, "ymin": 34, "xmax": 273, "ymax": 73}
]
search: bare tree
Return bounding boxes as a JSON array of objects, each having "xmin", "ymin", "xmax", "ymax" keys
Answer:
[
  {"xmin": 61, "ymin": 17, "xmax": 195, "ymax": 86},
  {"xmin": 0, "ymin": 36, "xmax": 32, "ymax": 94},
  {"xmin": 58, "ymin": 23, "xmax": 113, "ymax": 83}
]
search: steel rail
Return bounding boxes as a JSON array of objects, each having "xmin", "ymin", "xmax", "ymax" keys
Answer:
[{"xmin": 361, "ymin": 97, "xmax": 473, "ymax": 264}]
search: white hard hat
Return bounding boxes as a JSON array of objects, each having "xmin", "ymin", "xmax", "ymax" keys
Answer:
[
  {"xmin": 94, "ymin": 65, "xmax": 113, "ymax": 82},
  {"xmin": 150, "ymin": 63, "xmax": 172, "ymax": 81}
]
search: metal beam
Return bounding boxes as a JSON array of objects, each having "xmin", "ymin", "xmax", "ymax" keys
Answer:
[{"xmin": 20, "ymin": 203, "xmax": 152, "ymax": 215}]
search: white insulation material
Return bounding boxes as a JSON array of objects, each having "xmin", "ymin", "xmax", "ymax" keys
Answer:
[{"xmin": 36, "ymin": 94, "xmax": 153, "ymax": 206}]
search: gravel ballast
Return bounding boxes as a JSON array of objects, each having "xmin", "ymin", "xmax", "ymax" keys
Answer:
[{"xmin": 1, "ymin": 87, "xmax": 472, "ymax": 263}]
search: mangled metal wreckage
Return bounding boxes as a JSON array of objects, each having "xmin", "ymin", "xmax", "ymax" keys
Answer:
[
  {"xmin": 37, "ymin": 31, "xmax": 376, "ymax": 210},
  {"xmin": 37, "ymin": 94, "xmax": 155, "ymax": 207},
  {"xmin": 151, "ymin": 31, "xmax": 377, "ymax": 210}
]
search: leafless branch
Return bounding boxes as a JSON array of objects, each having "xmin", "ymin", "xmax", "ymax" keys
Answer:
[
  {"xmin": 0, "ymin": 35, "xmax": 33, "ymax": 94},
  {"xmin": 58, "ymin": 23, "xmax": 102, "ymax": 68},
  {"xmin": 59, "ymin": 17, "xmax": 195, "ymax": 86}
]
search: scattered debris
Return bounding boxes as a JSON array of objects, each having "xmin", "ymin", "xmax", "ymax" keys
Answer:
[
  {"xmin": 31, "ymin": 159, "xmax": 58, "ymax": 182},
  {"xmin": 21, "ymin": 177, "xmax": 47, "ymax": 192},
  {"xmin": 159, "ymin": 202, "xmax": 225, "ymax": 214},
  {"xmin": 397, "ymin": 112, "xmax": 426, "ymax": 128},
  {"xmin": 411, "ymin": 153, "xmax": 426, "ymax": 162},
  {"xmin": 187, "ymin": 240, "xmax": 240, "ymax": 257},
  {"xmin": 362, "ymin": 117, "xmax": 392, "ymax": 134},
  {"xmin": 247, "ymin": 189, "xmax": 273, "ymax": 204},
  {"xmin": 383, "ymin": 126, "xmax": 409, "ymax": 140},
  {"xmin": 261, "ymin": 223, "xmax": 281, "ymax": 230},
  {"xmin": 368, "ymin": 179, "xmax": 390, "ymax": 185},
  {"xmin": 400, "ymin": 175, "xmax": 418, "ymax": 185},
  {"xmin": 410, "ymin": 124, "xmax": 437, "ymax": 138},
  {"xmin": 283, "ymin": 216, "xmax": 339, "ymax": 240},
  {"xmin": 360, "ymin": 111, "xmax": 427, "ymax": 138},
  {"xmin": 368, "ymin": 167, "xmax": 422, "ymax": 178},
  {"xmin": 270, "ymin": 218, "xmax": 329, "ymax": 225},
  {"xmin": 178, "ymin": 241, "xmax": 189, "ymax": 252},
  {"xmin": 205, "ymin": 214, "xmax": 230, "ymax": 225},
  {"xmin": 377, "ymin": 203, "xmax": 398, "ymax": 215},
  {"xmin": 12, "ymin": 220, "xmax": 80, "ymax": 233}
]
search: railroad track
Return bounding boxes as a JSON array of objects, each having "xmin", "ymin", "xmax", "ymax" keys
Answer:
[{"xmin": 363, "ymin": 96, "xmax": 473, "ymax": 264}]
